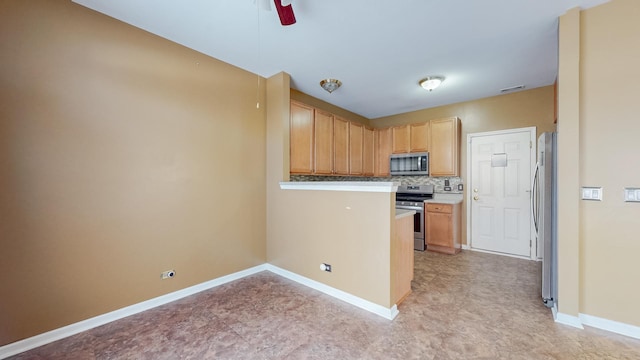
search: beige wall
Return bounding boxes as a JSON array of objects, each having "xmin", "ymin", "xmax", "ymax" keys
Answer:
[
  {"xmin": 557, "ymin": 8, "xmax": 582, "ymax": 318},
  {"xmin": 373, "ymin": 87, "xmax": 556, "ymax": 243},
  {"xmin": 4, "ymin": 0, "xmax": 637, "ymax": 348},
  {"xmin": 0, "ymin": 0, "xmax": 266, "ymax": 345},
  {"xmin": 563, "ymin": 0, "xmax": 640, "ymax": 326},
  {"xmin": 267, "ymin": 189, "xmax": 395, "ymax": 308},
  {"xmin": 268, "ymin": 77, "xmax": 395, "ymax": 309}
]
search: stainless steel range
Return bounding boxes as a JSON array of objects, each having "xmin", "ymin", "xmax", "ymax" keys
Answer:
[{"xmin": 396, "ymin": 184, "xmax": 434, "ymax": 251}]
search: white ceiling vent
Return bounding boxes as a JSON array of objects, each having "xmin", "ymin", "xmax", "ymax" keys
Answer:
[{"xmin": 500, "ymin": 85, "xmax": 526, "ymax": 93}]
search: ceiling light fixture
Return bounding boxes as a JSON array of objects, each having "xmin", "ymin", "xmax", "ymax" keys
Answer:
[
  {"xmin": 320, "ymin": 78, "xmax": 342, "ymax": 94},
  {"xmin": 419, "ymin": 76, "xmax": 445, "ymax": 91}
]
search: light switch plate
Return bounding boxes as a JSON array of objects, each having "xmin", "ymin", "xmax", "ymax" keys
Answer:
[
  {"xmin": 624, "ymin": 188, "xmax": 640, "ymax": 202},
  {"xmin": 581, "ymin": 187, "xmax": 603, "ymax": 201}
]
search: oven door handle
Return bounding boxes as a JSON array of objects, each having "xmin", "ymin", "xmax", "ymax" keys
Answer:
[{"xmin": 396, "ymin": 205, "xmax": 424, "ymax": 211}]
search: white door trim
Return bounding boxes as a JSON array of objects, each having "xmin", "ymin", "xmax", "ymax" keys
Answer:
[{"xmin": 466, "ymin": 126, "xmax": 537, "ymax": 260}]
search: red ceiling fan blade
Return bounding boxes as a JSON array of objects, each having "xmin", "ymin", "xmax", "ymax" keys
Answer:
[{"xmin": 273, "ymin": 0, "xmax": 296, "ymax": 26}]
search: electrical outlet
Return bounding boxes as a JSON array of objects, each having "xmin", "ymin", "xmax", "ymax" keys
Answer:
[
  {"xmin": 161, "ymin": 270, "xmax": 176, "ymax": 279},
  {"xmin": 458, "ymin": 184, "xmax": 464, "ymax": 191},
  {"xmin": 319, "ymin": 263, "xmax": 332, "ymax": 272}
]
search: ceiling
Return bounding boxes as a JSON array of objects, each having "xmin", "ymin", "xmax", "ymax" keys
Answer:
[{"xmin": 72, "ymin": 0, "xmax": 608, "ymax": 119}]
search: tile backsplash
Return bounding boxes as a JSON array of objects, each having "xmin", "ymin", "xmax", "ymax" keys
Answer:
[{"xmin": 289, "ymin": 175, "xmax": 464, "ymax": 194}]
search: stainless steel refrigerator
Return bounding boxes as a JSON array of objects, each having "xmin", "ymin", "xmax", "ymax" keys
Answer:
[{"xmin": 533, "ymin": 132, "xmax": 557, "ymax": 308}]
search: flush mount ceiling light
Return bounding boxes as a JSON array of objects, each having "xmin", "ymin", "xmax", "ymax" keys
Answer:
[
  {"xmin": 320, "ymin": 78, "xmax": 342, "ymax": 94},
  {"xmin": 419, "ymin": 76, "xmax": 445, "ymax": 91}
]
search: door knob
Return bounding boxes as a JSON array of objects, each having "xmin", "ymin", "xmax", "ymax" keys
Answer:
[
  {"xmin": 474, "ymin": 188, "xmax": 478, "ymax": 193},
  {"xmin": 473, "ymin": 195, "xmax": 479, "ymax": 201}
]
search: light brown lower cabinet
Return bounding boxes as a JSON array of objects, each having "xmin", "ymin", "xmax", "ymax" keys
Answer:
[
  {"xmin": 425, "ymin": 202, "xmax": 461, "ymax": 254},
  {"xmin": 393, "ymin": 213, "xmax": 414, "ymax": 305}
]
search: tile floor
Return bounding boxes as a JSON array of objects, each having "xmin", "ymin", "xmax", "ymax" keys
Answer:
[{"xmin": 9, "ymin": 251, "xmax": 640, "ymax": 359}]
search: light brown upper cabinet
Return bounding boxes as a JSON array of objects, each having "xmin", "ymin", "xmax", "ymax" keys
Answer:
[
  {"xmin": 392, "ymin": 125, "xmax": 411, "ymax": 153},
  {"xmin": 290, "ymin": 101, "xmax": 314, "ymax": 174},
  {"xmin": 334, "ymin": 116, "xmax": 350, "ymax": 175},
  {"xmin": 375, "ymin": 127, "xmax": 393, "ymax": 176},
  {"xmin": 290, "ymin": 100, "xmax": 381, "ymax": 177},
  {"xmin": 349, "ymin": 122, "xmax": 364, "ymax": 175},
  {"xmin": 430, "ymin": 117, "xmax": 461, "ymax": 177},
  {"xmin": 393, "ymin": 122, "xmax": 430, "ymax": 154},
  {"xmin": 363, "ymin": 127, "xmax": 375, "ymax": 176},
  {"xmin": 410, "ymin": 122, "xmax": 430, "ymax": 152},
  {"xmin": 314, "ymin": 109, "xmax": 334, "ymax": 175}
]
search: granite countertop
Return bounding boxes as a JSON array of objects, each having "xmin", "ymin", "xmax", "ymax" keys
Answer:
[
  {"xmin": 280, "ymin": 181, "xmax": 401, "ymax": 193},
  {"xmin": 425, "ymin": 193, "xmax": 464, "ymax": 204},
  {"xmin": 395, "ymin": 208, "xmax": 416, "ymax": 219}
]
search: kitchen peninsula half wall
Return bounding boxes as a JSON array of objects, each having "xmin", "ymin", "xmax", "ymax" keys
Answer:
[
  {"xmin": 269, "ymin": 181, "xmax": 409, "ymax": 318},
  {"xmin": 290, "ymin": 175, "xmax": 464, "ymax": 195}
]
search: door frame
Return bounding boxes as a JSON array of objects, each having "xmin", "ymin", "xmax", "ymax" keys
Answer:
[{"xmin": 466, "ymin": 126, "xmax": 537, "ymax": 260}]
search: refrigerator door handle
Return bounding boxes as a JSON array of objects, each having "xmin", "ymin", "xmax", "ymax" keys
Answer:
[{"xmin": 531, "ymin": 162, "xmax": 540, "ymax": 235}]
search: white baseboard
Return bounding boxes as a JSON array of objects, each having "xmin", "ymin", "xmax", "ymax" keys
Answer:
[
  {"xmin": 555, "ymin": 311, "xmax": 585, "ymax": 329},
  {"xmin": 466, "ymin": 247, "xmax": 532, "ymax": 260},
  {"xmin": 265, "ymin": 264, "xmax": 399, "ymax": 320},
  {"xmin": 1, "ymin": 263, "xmax": 399, "ymax": 359},
  {"xmin": 6, "ymin": 261, "xmax": 638, "ymax": 359},
  {"xmin": 579, "ymin": 313, "xmax": 640, "ymax": 339},
  {"xmin": 0, "ymin": 264, "xmax": 267, "ymax": 360},
  {"xmin": 553, "ymin": 308, "xmax": 640, "ymax": 339}
]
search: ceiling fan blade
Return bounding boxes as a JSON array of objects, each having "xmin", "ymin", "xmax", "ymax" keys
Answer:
[{"xmin": 273, "ymin": 0, "xmax": 296, "ymax": 25}]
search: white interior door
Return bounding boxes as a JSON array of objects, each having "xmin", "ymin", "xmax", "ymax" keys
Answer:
[{"xmin": 469, "ymin": 128, "xmax": 535, "ymax": 258}]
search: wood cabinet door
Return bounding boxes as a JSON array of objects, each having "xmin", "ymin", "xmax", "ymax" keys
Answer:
[
  {"xmin": 290, "ymin": 101, "xmax": 314, "ymax": 174},
  {"xmin": 333, "ymin": 117, "xmax": 350, "ymax": 175},
  {"xmin": 410, "ymin": 122, "xmax": 430, "ymax": 152},
  {"xmin": 349, "ymin": 122, "xmax": 364, "ymax": 175},
  {"xmin": 392, "ymin": 125, "xmax": 410, "ymax": 153},
  {"xmin": 314, "ymin": 109, "xmax": 333, "ymax": 174},
  {"xmin": 363, "ymin": 127, "xmax": 375, "ymax": 176},
  {"xmin": 426, "ymin": 211, "xmax": 453, "ymax": 248},
  {"xmin": 394, "ymin": 215, "xmax": 414, "ymax": 304},
  {"xmin": 375, "ymin": 127, "xmax": 392, "ymax": 176},
  {"xmin": 430, "ymin": 117, "xmax": 460, "ymax": 176}
]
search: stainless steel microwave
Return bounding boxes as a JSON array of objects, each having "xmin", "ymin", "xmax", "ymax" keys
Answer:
[{"xmin": 390, "ymin": 152, "xmax": 429, "ymax": 176}]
